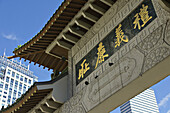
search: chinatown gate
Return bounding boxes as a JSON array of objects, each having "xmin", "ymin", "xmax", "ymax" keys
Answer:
[{"xmin": 2, "ymin": 0, "xmax": 170, "ymax": 113}]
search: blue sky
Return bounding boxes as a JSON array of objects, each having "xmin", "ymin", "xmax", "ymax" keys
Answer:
[{"xmin": 0, "ymin": 0, "xmax": 169, "ymax": 113}]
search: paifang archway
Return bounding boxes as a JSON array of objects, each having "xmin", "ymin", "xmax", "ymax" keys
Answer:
[{"xmin": 2, "ymin": 0, "xmax": 170, "ymax": 113}]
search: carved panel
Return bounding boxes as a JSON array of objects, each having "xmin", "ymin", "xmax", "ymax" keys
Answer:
[
  {"xmin": 98, "ymin": 72, "xmax": 111, "ymax": 102},
  {"xmin": 120, "ymin": 48, "xmax": 144, "ymax": 86},
  {"xmin": 152, "ymin": 0, "xmax": 170, "ymax": 25},
  {"xmin": 109, "ymin": 51, "xmax": 119, "ymax": 64},
  {"xmin": 137, "ymin": 24, "xmax": 163, "ymax": 56},
  {"xmin": 72, "ymin": 44, "xmax": 79, "ymax": 57},
  {"xmin": 99, "ymin": 82, "xmax": 111, "ymax": 102},
  {"xmin": 70, "ymin": 105, "xmax": 86, "ymax": 113},
  {"xmin": 77, "ymin": 37, "xmax": 88, "ymax": 52},
  {"xmin": 82, "ymin": 79, "xmax": 99, "ymax": 111},
  {"xmin": 143, "ymin": 46, "xmax": 170, "ymax": 73},
  {"xmin": 116, "ymin": 0, "xmax": 130, "ymax": 13},
  {"xmin": 102, "ymin": 59, "xmax": 110, "ymax": 73},
  {"xmin": 164, "ymin": 20, "xmax": 170, "ymax": 45},
  {"xmin": 92, "ymin": 17, "xmax": 105, "ymax": 34},
  {"xmin": 79, "ymin": 46, "xmax": 87, "ymax": 60},
  {"xmin": 98, "ymin": 25, "xmax": 108, "ymax": 41},
  {"xmin": 108, "ymin": 63, "xmax": 122, "ymax": 95},
  {"xmin": 106, "ymin": 19, "xmax": 114, "ymax": 35},
  {"xmin": 59, "ymin": 102, "xmax": 71, "ymax": 113},
  {"xmin": 84, "ymin": 30, "xmax": 95, "ymax": 41},
  {"xmin": 86, "ymin": 34, "xmax": 100, "ymax": 54},
  {"xmin": 109, "ymin": 75, "xmax": 122, "ymax": 95},
  {"xmin": 128, "ymin": 0, "xmax": 142, "ymax": 11},
  {"xmin": 59, "ymin": 89, "xmax": 86, "ymax": 113},
  {"xmin": 127, "ymin": 36, "xmax": 138, "ymax": 50},
  {"xmin": 104, "ymin": 3, "xmax": 118, "ymax": 23},
  {"xmin": 119, "ymin": 44, "xmax": 129, "ymax": 58}
]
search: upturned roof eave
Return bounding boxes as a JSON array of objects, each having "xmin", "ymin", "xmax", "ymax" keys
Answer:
[{"xmin": 13, "ymin": 0, "xmax": 72, "ymax": 55}]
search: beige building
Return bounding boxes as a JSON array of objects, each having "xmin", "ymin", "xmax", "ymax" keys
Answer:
[{"xmin": 1, "ymin": 0, "xmax": 170, "ymax": 113}]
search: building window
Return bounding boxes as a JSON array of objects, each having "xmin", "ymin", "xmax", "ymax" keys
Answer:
[
  {"xmin": 13, "ymin": 90, "xmax": 17, "ymax": 97},
  {"xmin": 18, "ymin": 92, "xmax": 21, "ymax": 97},
  {"xmin": 23, "ymin": 84, "xmax": 27, "ymax": 90},
  {"xmin": 7, "ymin": 99, "xmax": 10, "ymax": 104},
  {"xmin": 3, "ymin": 95, "xmax": 6, "ymax": 98},
  {"xmin": 24, "ymin": 77, "xmax": 27, "ymax": 83},
  {"xmin": 13, "ymin": 94, "xmax": 16, "ymax": 98},
  {"xmin": 16, "ymin": 73, "xmax": 19, "ymax": 79},
  {"xmin": 8, "ymin": 96, "xmax": 11, "ymax": 99},
  {"xmin": 9, "ymin": 88, "xmax": 12, "ymax": 95},
  {"xmin": 19, "ymin": 88, "xmax": 22, "ymax": 92},
  {"xmin": 12, "ymin": 71, "xmax": 15, "ymax": 77},
  {"xmin": 20, "ymin": 76, "xmax": 23, "ymax": 81},
  {"xmin": 28, "ymin": 79, "xmax": 31, "ymax": 84},
  {"xmin": 14, "ymin": 81, "xmax": 18, "ymax": 90},
  {"xmin": 5, "ymin": 84, "xmax": 8, "ymax": 90},
  {"xmin": 14, "ymin": 90, "xmax": 17, "ymax": 93},
  {"xmin": 7, "ymin": 69, "xmax": 11, "ymax": 75},
  {"xmin": 23, "ymin": 85, "xmax": 27, "ymax": 93},
  {"xmin": 4, "ymin": 91, "xmax": 7, "ymax": 94},
  {"xmin": 12, "ymin": 100, "xmax": 15, "ymax": 104},
  {"xmin": 9, "ymin": 88, "xmax": 12, "ymax": 91},
  {"xmin": 0, "ymin": 83, "xmax": 3, "ymax": 88},
  {"xmin": 19, "ymin": 83, "xmax": 22, "ymax": 91},
  {"xmin": 12, "ymin": 97, "xmax": 16, "ymax": 101},
  {"xmin": 6, "ymin": 77, "xmax": 9, "ymax": 83},
  {"xmin": 11, "ymin": 79, "xmax": 14, "ymax": 83},
  {"xmin": 15, "ymin": 81, "xmax": 18, "ymax": 86},
  {"xmin": 19, "ymin": 83, "xmax": 22, "ymax": 87},
  {"xmin": 10, "ymin": 79, "xmax": 14, "ymax": 88},
  {"xmin": 10, "ymin": 83, "xmax": 13, "ymax": 88},
  {"xmin": 14, "ymin": 86, "xmax": 17, "ymax": 90},
  {"xmin": 19, "ymin": 82, "xmax": 22, "ymax": 87},
  {"xmin": 23, "ymin": 89, "xmax": 26, "ymax": 93}
]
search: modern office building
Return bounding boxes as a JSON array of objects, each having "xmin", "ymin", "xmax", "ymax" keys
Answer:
[
  {"xmin": 0, "ymin": 54, "xmax": 38, "ymax": 109},
  {"xmin": 120, "ymin": 89, "xmax": 159, "ymax": 113}
]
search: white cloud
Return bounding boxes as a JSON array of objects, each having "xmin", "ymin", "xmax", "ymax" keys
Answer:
[
  {"xmin": 167, "ymin": 109, "xmax": 170, "ymax": 113},
  {"xmin": 2, "ymin": 34, "xmax": 17, "ymax": 40},
  {"xmin": 158, "ymin": 93, "xmax": 170, "ymax": 107}
]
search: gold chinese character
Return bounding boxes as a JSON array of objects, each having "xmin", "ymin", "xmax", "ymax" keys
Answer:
[
  {"xmin": 78, "ymin": 59, "xmax": 90, "ymax": 80},
  {"xmin": 139, "ymin": 4, "xmax": 152, "ymax": 27},
  {"xmin": 115, "ymin": 24, "xmax": 128, "ymax": 48},
  {"xmin": 95, "ymin": 42, "xmax": 109, "ymax": 69},
  {"xmin": 133, "ymin": 13, "xmax": 141, "ymax": 30},
  {"xmin": 133, "ymin": 4, "xmax": 152, "ymax": 30}
]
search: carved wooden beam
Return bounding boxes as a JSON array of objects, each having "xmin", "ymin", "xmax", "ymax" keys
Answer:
[
  {"xmin": 46, "ymin": 99, "xmax": 61, "ymax": 109},
  {"xmin": 75, "ymin": 20, "xmax": 91, "ymax": 30},
  {"xmin": 68, "ymin": 26, "xmax": 84, "ymax": 37},
  {"xmin": 82, "ymin": 12, "xmax": 98, "ymax": 23},
  {"xmin": 100, "ymin": 0, "xmax": 114, "ymax": 7},
  {"xmin": 89, "ymin": 4, "xmax": 106, "ymax": 15},
  {"xmin": 40, "ymin": 104, "xmax": 54, "ymax": 113},
  {"xmin": 57, "ymin": 40, "xmax": 72, "ymax": 50},
  {"xmin": 62, "ymin": 33, "xmax": 79, "ymax": 44}
]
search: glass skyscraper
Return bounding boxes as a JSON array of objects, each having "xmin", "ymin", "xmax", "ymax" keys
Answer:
[
  {"xmin": 0, "ymin": 55, "xmax": 38, "ymax": 109},
  {"xmin": 120, "ymin": 88, "xmax": 159, "ymax": 113}
]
